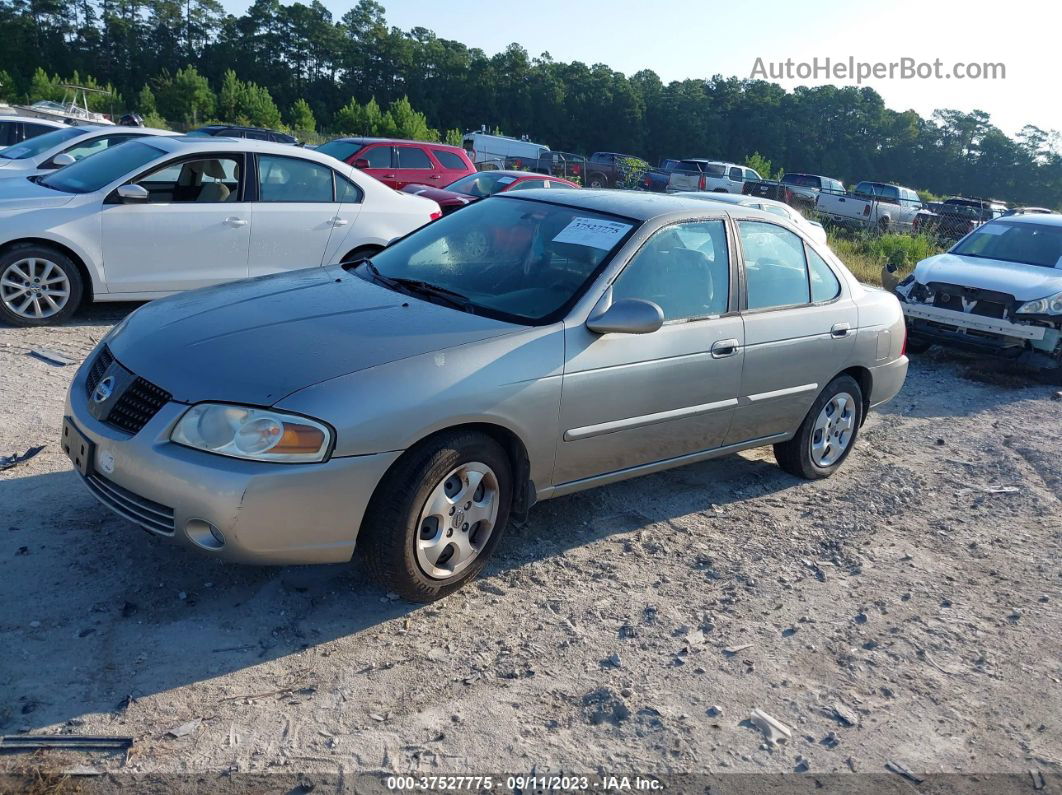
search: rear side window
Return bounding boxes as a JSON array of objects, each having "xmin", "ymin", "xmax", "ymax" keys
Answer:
[
  {"xmin": 432, "ymin": 149, "xmax": 467, "ymax": 170},
  {"xmin": 807, "ymin": 247, "xmax": 841, "ymax": 302},
  {"xmin": 336, "ymin": 173, "xmax": 363, "ymax": 203},
  {"xmin": 0, "ymin": 121, "xmax": 15, "ymax": 147},
  {"xmin": 397, "ymin": 146, "xmax": 433, "ymax": 169},
  {"xmin": 738, "ymin": 221, "xmax": 810, "ymax": 310},
  {"xmin": 729, "ymin": 166, "xmax": 743, "ymax": 181},
  {"xmin": 258, "ymin": 155, "xmax": 334, "ymax": 202}
]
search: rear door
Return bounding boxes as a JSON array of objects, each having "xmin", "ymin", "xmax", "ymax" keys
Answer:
[
  {"xmin": 100, "ymin": 153, "xmax": 250, "ymax": 294},
  {"xmin": 725, "ymin": 220, "xmax": 856, "ymax": 444},
  {"xmin": 248, "ymin": 153, "xmax": 343, "ymax": 276},
  {"xmin": 392, "ymin": 145, "xmax": 437, "ymax": 189}
]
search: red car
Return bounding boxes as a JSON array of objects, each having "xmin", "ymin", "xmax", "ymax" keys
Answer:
[
  {"xmin": 400, "ymin": 170, "xmax": 580, "ymax": 215},
  {"xmin": 315, "ymin": 137, "xmax": 476, "ymax": 190}
]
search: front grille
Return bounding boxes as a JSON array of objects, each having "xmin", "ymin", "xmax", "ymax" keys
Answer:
[
  {"xmin": 85, "ymin": 346, "xmax": 114, "ymax": 397},
  {"xmin": 83, "ymin": 473, "xmax": 175, "ymax": 535},
  {"xmin": 106, "ymin": 378, "xmax": 172, "ymax": 435},
  {"xmin": 929, "ymin": 282, "xmax": 1014, "ymax": 321}
]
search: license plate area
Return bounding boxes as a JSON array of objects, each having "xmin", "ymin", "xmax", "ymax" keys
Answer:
[{"xmin": 62, "ymin": 416, "xmax": 94, "ymax": 477}]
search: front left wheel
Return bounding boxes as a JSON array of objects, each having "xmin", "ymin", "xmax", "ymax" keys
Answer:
[
  {"xmin": 359, "ymin": 431, "xmax": 513, "ymax": 601},
  {"xmin": 0, "ymin": 245, "xmax": 84, "ymax": 327}
]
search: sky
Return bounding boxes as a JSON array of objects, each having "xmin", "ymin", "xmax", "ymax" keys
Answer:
[{"xmin": 221, "ymin": 0, "xmax": 1056, "ymax": 138}]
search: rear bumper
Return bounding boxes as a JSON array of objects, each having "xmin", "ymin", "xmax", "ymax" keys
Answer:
[
  {"xmin": 867, "ymin": 356, "xmax": 908, "ymax": 408},
  {"xmin": 65, "ymin": 362, "xmax": 402, "ymax": 564}
]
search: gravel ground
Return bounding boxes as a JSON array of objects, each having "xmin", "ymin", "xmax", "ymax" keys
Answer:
[{"xmin": 1, "ymin": 304, "xmax": 1060, "ymax": 789}]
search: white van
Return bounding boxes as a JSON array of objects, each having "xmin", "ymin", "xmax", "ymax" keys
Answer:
[{"xmin": 462, "ymin": 131, "xmax": 550, "ymax": 170}]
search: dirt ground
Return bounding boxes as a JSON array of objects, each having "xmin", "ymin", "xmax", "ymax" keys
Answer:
[{"xmin": 1, "ymin": 304, "xmax": 1060, "ymax": 790}]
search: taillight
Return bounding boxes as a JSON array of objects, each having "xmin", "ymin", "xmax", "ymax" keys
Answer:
[
  {"xmin": 429, "ymin": 211, "xmax": 442, "ymax": 221},
  {"xmin": 863, "ymin": 204, "xmax": 871, "ymax": 216},
  {"xmin": 784, "ymin": 187, "xmax": 792, "ymax": 204},
  {"xmin": 698, "ymin": 174, "xmax": 706, "ymax": 191},
  {"xmin": 901, "ymin": 324, "xmax": 908, "ymax": 356}
]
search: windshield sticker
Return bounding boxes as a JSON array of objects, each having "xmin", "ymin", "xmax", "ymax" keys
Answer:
[
  {"xmin": 976, "ymin": 224, "xmax": 1007, "ymax": 235},
  {"xmin": 496, "ymin": 176, "xmax": 516, "ymax": 184},
  {"xmin": 553, "ymin": 217, "xmax": 632, "ymax": 249}
]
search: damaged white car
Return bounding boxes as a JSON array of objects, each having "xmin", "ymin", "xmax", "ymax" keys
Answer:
[{"xmin": 892, "ymin": 214, "xmax": 1062, "ymax": 382}]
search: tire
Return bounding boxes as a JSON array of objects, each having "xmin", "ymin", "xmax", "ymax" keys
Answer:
[
  {"xmin": 905, "ymin": 336, "xmax": 932, "ymax": 354},
  {"xmin": 359, "ymin": 431, "xmax": 513, "ymax": 601},
  {"xmin": 774, "ymin": 375, "xmax": 863, "ymax": 480},
  {"xmin": 0, "ymin": 244, "xmax": 84, "ymax": 327},
  {"xmin": 587, "ymin": 173, "xmax": 607, "ymax": 189}
]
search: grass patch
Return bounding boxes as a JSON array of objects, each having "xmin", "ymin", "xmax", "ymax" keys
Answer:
[{"xmin": 827, "ymin": 227, "xmax": 946, "ymax": 286}]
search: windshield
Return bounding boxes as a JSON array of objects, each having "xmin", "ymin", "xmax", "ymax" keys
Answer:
[
  {"xmin": 1, "ymin": 126, "xmax": 87, "ymax": 160},
  {"xmin": 445, "ymin": 172, "xmax": 521, "ymax": 197},
  {"xmin": 316, "ymin": 140, "xmax": 364, "ymax": 162},
  {"xmin": 359, "ymin": 197, "xmax": 638, "ymax": 324},
  {"xmin": 39, "ymin": 140, "xmax": 165, "ymax": 194},
  {"xmin": 951, "ymin": 221, "xmax": 1062, "ymax": 268}
]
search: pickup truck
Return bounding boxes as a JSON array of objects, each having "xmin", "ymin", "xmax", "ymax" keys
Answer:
[
  {"xmin": 640, "ymin": 158, "xmax": 683, "ymax": 192},
  {"xmin": 540, "ymin": 151, "xmax": 644, "ymax": 188},
  {"xmin": 743, "ymin": 172, "xmax": 846, "ymax": 210},
  {"xmin": 815, "ymin": 181, "xmax": 923, "ymax": 232},
  {"xmin": 664, "ymin": 160, "xmax": 761, "ymax": 194},
  {"xmin": 914, "ymin": 197, "xmax": 1008, "ymax": 239}
]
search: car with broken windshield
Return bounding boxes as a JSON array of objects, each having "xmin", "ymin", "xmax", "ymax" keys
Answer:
[{"xmin": 63, "ymin": 191, "xmax": 908, "ymax": 601}]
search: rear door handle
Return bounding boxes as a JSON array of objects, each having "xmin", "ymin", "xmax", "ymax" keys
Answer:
[
  {"xmin": 224, "ymin": 217, "xmax": 247, "ymax": 228},
  {"xmin": 831, "ymin": 322, "xmax": 851, "ymax": 338},
  {"xmin": 711, "ymin": 338, "xmax": 740, "ymax": 358},
  {"xmin": 332, "ymin": 217, "xmax": 349, "ymax": 227}
]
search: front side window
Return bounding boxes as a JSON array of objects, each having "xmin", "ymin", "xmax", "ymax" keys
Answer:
[
  {"xmin": 38, "ymin": 140, "xmax": 165, "ymax": 194},
  {"xmin": 60, "ymin": 133, "xmax": 140, "ymax": 163},
  {"xmin": 359, "ymin": 145, "xmax": 392, "ymax": 168},
  {"xmin": 611, "ymin": 220, "xmax": 730, "ymax": 321},
  {"xmin": 738, "ymin": 221, "xmax": 810, "ymax": 310},
  {"xmin": 729, "ymin": 166, "xmax": 743, "ymax": 181},
  {"xmin": 136, "ymin": 156, "xmax": 242, "ymax": 202},
  {"xmin": 258, "ymin": 155, "xmax": 334, "ymax": 202},
  {"xmin": 360, "ymin": 197, "xmax": 637, "ymax": 324},
  {"xmin": 397, "ymin": 146, "xmax": 433, "ymax": 169}
]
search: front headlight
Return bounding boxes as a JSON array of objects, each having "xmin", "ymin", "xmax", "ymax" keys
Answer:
[
  {"xmin": 171, "ymin": 403, "xmax": 333, "ymax": 463},
  {"xmin": 1016, "ymin": 291, "xmax": 1062, "ymax": 316}
]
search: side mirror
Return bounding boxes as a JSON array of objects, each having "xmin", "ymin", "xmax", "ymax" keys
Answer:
[
  {"xmin": 51, "ymin": 153, "xmax": 76, "ymax": 167},
  {"xmin": 884, "ymin": 262, "xmax": 899, "ymax": 274},
  {"xmin": 586, "ymin": 298, "xmax": 664, "ymax": 335},
  {"xmin": 116, "ymin": 184, "xmax": 149, "ymax": 203},
  {"xmin": 353, "ymin": 158, "xmax": 370, "ymax": 169}
]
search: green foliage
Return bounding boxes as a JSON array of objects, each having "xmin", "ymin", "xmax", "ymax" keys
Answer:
[
  {"xmin": 744, "ymin": 152, "xmax": 780, "ymax": 181},
  {"xmin": 386, "ymin": 96, "xmax": 438, "ymax": 141},
  {"xmin": 156, "ymin": 66, "xmax": 215, "ymax": 125},
  {"xmin": 828, "ymin": 229, "xmax": 945, "ymax": 285},
  {"xmin": 136, "ymin": 85, "xmax": 157, "ymax": 115},
  {"xmin": 0, "ymin": 69, "xmax": 15, "ymax": 101},
  {"xmin": 616, "ymin": 155, "xmax": 650, "ymax": 190},
  {"xmin": 289, "ymin": 98, "xmax": 316, "ymax": 133},
  {"xmin": 444, "ymin": 128, "xmax": 464, "ymax": 147}
]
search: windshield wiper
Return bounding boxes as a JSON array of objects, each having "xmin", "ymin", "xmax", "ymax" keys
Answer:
[
  {"xmin": 391, "ymin": 278, "xmax": 474, "ymax": 312},
  {"xmin": 348, "ymin": 257, "xmax": 401, "ymax": 289}
]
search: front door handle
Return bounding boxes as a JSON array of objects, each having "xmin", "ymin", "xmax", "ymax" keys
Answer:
[
  {"xmin": 831, "ymin": 322, "xmax": 851, "ymax": 338},
  {"xmin": 711, "ymin": 338, "xmax": 740, "ymax": 358},
  {"xmin": 429, "ymin": 174, "xmax": 442, "ymax": 180},
  {"xmin": 224, "ymin": 217, "xmax": 247, "ymax": 228}
]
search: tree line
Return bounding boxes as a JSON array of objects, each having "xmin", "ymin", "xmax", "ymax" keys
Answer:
[{"xmin": 1, "ymin": 0, "xmax": 1058, "ymax": 207}]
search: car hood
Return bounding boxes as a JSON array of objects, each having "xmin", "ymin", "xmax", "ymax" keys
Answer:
[
  {"xmin": 0, "ymin": 175, "xmax": 76, "ymax": 208},
  {"xmin": 401, "ymin": 183, "xmax": 476, "ymax": 206},
  {"xmin": 913, "ymin": 253, "xmax": 1062, "ymax": 300},
  {"xmin": 107, "ymin": 266, "xmax": 523, "ymax": 405}
]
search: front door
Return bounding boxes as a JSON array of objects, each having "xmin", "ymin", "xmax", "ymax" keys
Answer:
[
  {"xmin": 248, "ymin": 153, "xmax": 342, "ymax": 277},
  {"xmin": 554, "ymin": 219, "xmax": 742, "ymax": 485},
  {"xmin": 392, "ymin": 145, "xmax": 438, "ymax": 189},
  {"xmin": 725, "ymin": 220, "xmax": 856, "ymax": 444},
  {"xmin": 100, "ymin": 154, "xmax": 250, "ymax": 294},
  {"xmin": 354, "ymin": 144, "xmax": 396, "ymax": 188}
]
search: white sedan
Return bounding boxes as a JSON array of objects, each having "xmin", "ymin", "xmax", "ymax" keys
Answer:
[
  {"xmin": 0, "ymin": 136, "xmax": 442, "ymax": 325},
  {"xmin": 0, "ymin": 125, "xmax": 173, "ymax": 181},
  {"xmin": 674, "ymin": 191, "xmax": 829, "ymax": 246}
]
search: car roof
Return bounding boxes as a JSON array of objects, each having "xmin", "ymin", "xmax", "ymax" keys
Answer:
[
  {"xmin": 143, "ymin": 135, "xmax": 342, "ymax": 164},
  {"xmin": 494, "ymin": 188, "xmax": 779, "ymax": 222},
  {"xmin": 478, "ymin": 170, "xmax": 565, "ymax": 178},
  {"xmin": 991, "ymin": 213, "xmax": 1062, "ymax": 227},
  {"xmin": 673, "ymin": 191, "xmax": 790, "ymax": 210},
  {"xmin": 328, "ymin": 136, "xmax": 466, "ymax": 152}
]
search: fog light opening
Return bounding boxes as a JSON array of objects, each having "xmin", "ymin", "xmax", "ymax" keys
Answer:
[{"xmin": 186, "ymin": 519, "xmax": 225, "ymax": 550}]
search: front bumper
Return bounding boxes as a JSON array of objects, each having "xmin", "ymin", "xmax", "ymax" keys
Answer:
[
  {"xmin": 901, "ymin": 303, "xmax": 1061, "ymax": 368},
  {"xmin": 65, "ymin": 361, "xmax": 402, "ymax": 564}
]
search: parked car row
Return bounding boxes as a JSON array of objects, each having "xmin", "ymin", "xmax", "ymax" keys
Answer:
[{"xmin": 641, "ymin": 158, "xmax": 761, "ymax": 194}]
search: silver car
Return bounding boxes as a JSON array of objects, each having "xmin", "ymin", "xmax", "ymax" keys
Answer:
[{"xmin": 63, "ymin": 191, "xmax": 908, "ymax": 600}]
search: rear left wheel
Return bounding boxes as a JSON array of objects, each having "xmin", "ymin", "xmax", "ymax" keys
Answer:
[
  {"xmin": 774, "ymin": 375, "xmax": 863, "ymax": 480},
  {"xmin": 0, "ymin": 245, "xmax": 84, "ymax": 327},
  {"xmin": 359, "ymin": 431, "xmax": 513, "ymax": 601}
]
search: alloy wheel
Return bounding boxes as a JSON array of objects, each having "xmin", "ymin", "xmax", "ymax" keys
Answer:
[
  {"xmin": 1, "ymin": 257, "xmax": 71, "ymax": 320},
  {"xmin": 809, "ymin": 391, "xmax": 856, "ymax": 467},
  {"xmin": 415, "ymin": 461, "xmax": 500, "ymax": 579}
]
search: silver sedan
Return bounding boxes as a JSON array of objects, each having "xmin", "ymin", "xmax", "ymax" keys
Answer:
[{"xmin": 63, "ymin": 191, "xmax": 908, "ymax": 600}]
